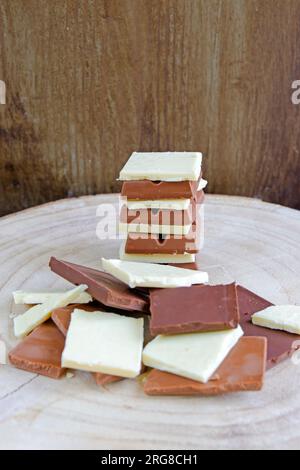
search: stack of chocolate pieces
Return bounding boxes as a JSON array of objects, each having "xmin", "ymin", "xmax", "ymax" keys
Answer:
[{"xmin": 118, "ymin": 152, "xmax": 206, "ymax": 265}]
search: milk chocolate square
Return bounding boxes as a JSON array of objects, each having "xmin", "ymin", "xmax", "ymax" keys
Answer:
[
  {"xmin": 143, "ymin": 337, "xmax": 267, "ymax": 396},
  {"xmin": 121, "ymin": 178, "xmax": 201, "ymax": 200},
  {"xmin": 237, "ymin": 285, "xmax": 300, "ymax": 368},
  {"xmin": 125, "ymin": 226, "xmax": 200, "ymax": 255},
  {"xmin": 150, "ymin": 283, "xmax": 240, "ymax": 335},
  {"xmin": 9, "ymin": 321, "xmax": 66, "ymax": 379},
  {"xmin": 49, "ymin": 257, "xmax": 149, "ymax": 312}
]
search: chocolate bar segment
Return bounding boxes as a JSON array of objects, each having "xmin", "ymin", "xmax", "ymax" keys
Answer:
[
  {"xmin": 49, "ymin": 257, "xmax": 149, "ymax": 313},
  {"xmin": 150, "ymin": 283, "xmax": 240, "ymax": 335},
  {"xmin": 51, "ymin": 305, "xmax": 123, "ymax": 386},
  {"xmin": 121, "ymin": 178, "xmax": 200, "ymax": 200},
  {"xmin": 237, "ymin": 285, "xmax": 300, "ymax": 368},
  {"xmin": 120, "ymin": 205, "xmax": 195, "ymax": 227},
  {"xmin": 143, "ymin": 337, "xmax": 267, "ymax": 396},
  {"xmin": 9, "ymin": 320, "xmax": 66, "ymax": 379},
  {"xmin": 125, "ymin": 228, "xmax": 199, "ymax": 254},
  {"xmin": 121, "ymin": 191, "xmax": 204, "ymax": 227}
]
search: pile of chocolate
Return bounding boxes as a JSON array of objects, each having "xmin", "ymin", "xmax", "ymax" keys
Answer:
[
  {"xmin": 8, "ymin": 256, "xmax": 300, "ymax": 395},
  {"xmin": 8, "ymin": 152, "xmax": 300, "ymax": 396}
]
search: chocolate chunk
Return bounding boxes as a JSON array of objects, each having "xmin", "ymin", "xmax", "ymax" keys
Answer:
[
  {"xmin": 121, "ymin": 178, "xmax": 201, "ymax": 200},
  {"xmin": 170, "ymin": 262, "xmax": 200, "ymax": 270},
  {"xmin": 121, "ymin": 205, "xmax": 195, "ymax": 227},
  {"xmin": 237, "ymin": 285, "xmax": 300, "ymax": 368},
  {"xmin": 49, "ymin": 257, "xmax": 149, "ymax": 312},
  {"xmin": 121, "ymin": 191, "xmax": 204, "ymax": 227},
  {"xmin": 94, "ymin": 373, "xmax": 123, "ymax": 386},
  {"xmin": 51, "ymin": 305, "xmax": 123, "ymax": 386},
  {"xmin": 9, "ymin": 321, "xmax": 66, "ymax": 379},
  {"xmin": 150, "ymin": 283, "xmax": 240, "ymax": 335},
  {"xmin": 125, "ymin": 225, "xmax": 200, "ymax": 254},
  {"xmin": 143, "ymin": 337, "xmax": 267, "ymax": 396}
]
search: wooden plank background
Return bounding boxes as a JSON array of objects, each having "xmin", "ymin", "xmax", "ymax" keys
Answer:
[{"xmin": 0, "ymin": 0, "xmax": 300, "ymax": 217}]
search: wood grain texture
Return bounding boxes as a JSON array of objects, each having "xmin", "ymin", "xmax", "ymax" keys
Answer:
[
  {"xmin": 0, "ymin": 0, "xmax": 300, "ymax": 216},
  {"xmin": 0, "ymin": 194, "xmax": 300, "ymax": 450}
]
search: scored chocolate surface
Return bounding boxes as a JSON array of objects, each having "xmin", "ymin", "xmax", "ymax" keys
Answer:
[
  {"xmin": 143, "ymin": 337, "xmax": 267, "ymax": 396},
  {"xmin": 150, "ymin": 283, "xmax": 240, "ymax": 335},
  {"xmin": 237, "ymin": 285, "xmax": 300, "ymax": 368},
  {"xmin": 9, "ymin": 320, "xmax": 66, "ymax": 379},
  {"xmin": 121, "ymin": 178, "xmax": 201, "ymax": 200},
  {"xmin": 49, "ymin": 257, "xmax": 149, "ymax": 312}
]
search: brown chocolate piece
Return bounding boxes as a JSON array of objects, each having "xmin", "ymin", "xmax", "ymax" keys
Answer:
[
  {"xmin": 9, "ymin": 321, "xmax": 66, "ymax": 379},
  {"xmin": 49, "ymin": 257, "xmax": 149, "ymax": 312},
  {"xmin": 121, "ymin": 191, "xmax": 204, "ymax": 227},
  {"xmin": 94, "ymin": 373, "xmax": 123, "ymax": 386},
  {"xmin": 121, "ymin": 178, "xmax": 201, "ymax": 200},
  {"xmin": 51, "ymin": 304, "xmax": 123, "ymax": 386},
  {"xmin": 170, "ymin": 262, "xmax": 200, "ymax": 270},
  {"xmin": 150, "ymin": 283, "xmax": 240, "ymax": 335},
  {"xmin": 121, "ymin": 205, "xmax": 195, "ymax": 227},
  {"xmin": 143, "ymin": 337, "xmax": 267, "ymax": 396},
  {"xmin": 237, "ymin": 285, "xmax": 300, "ymax": 368},
  {"xmin": 125, "ymin": 225, "xmax": 200, "ymax": 254}
]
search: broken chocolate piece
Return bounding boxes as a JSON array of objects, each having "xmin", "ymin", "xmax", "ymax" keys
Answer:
[
  {"xmin": 49, "ymin": 257, "xmax": 149, "ymax": 312},
  {"xmin": 150, "ymin": 283, "xmax": 240, "ymax": 335},
  {"xmin": 51, "ymin": 304, "xmax": 124, "ymax": 385},
  {"xmin": 121, "ymin": 191, "xmax": 204, "ymax": 227},
  {"xmin": 237, "ymin": 285, "xmax": 300, "ymax": 368},
  {"xmin": 125, "ymin": 225, "xmax": 200, "ymax": 254},
  {"xmin": 143, "ymin": 337, "xmax": 267, "ymax": 396},
  {"xmin": 121, "ymin": 178, "xmax": 201, "ymax": 200},
  {"xmin": 52, "ymin": 304, "xmax": 153, "ymax": 386},
  {"xmin": 9, "ymin": 320, "xmax": 66, "ymax": 379}
]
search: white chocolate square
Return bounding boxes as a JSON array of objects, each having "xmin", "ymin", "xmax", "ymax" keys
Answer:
[
  {"xmin": 252, "ymin": 305, "xmax": 300, "ymax": 335},
  {"xmin": 13, "ymin": 290, "xmax": 92, "ymax": 305},
  {"xmin": 119, "ymin": 152, "xmax": 202, "ymax": 182},
  {"xmin": 198, "ymin": 178, "xmax": 208, "ymax": 191},
  {"xmin": 62, "ymin": 309, "xmax": 144, "ymax": 378},
  {"xmin": 13, "ymin": 284, "xmax": 88, "ymax": 338},
  {"xmin": 101, "ymin": 258, "xmax": 208, "ymax": 288},
  {"xmin": 143, "ymin": 326, "xmax": 244, "ymax": 383}
]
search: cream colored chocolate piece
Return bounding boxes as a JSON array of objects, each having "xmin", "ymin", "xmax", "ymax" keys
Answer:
[
  {"xmin": 119, "ymin": 244, "xmax": 195, "ymax": 264},
  {"xmin": 124, "ymin": 198, "xmax": 192, "ymax": 211},
  {"xmin": 13, "ymin": 290, "xmax": 92, "ymax": 305},
  {"xmin": 101, "ymin": 258, "xmax": 208, "ymax": 288},
  {"xmin": 198, "ymin": 178, "xmax": 208, "ymax": 191},
  {"xmin": 13, "ymin": 284, "xmax": 88, "ymax": 339},
  {"xmin": 119, "ymin": 152, "xmax": 202, "ymax": 182},
  {"xmin": 252, "ymin": 305, "xmax": 300, "ymax": 335},
  {"xmin": 143, "ymin": 326, "xmax": 244, "ymax": 383},
  {"xmin": 0, "ymin": 340, "xmax": 7, "ymax": 365},
  {"xmin": 62, "ymin": 309, "xmax": 144, "ymax": 378},
  {"xmin": 119, "ymin": 222, "xmax": 192, "ymax": 236}
]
